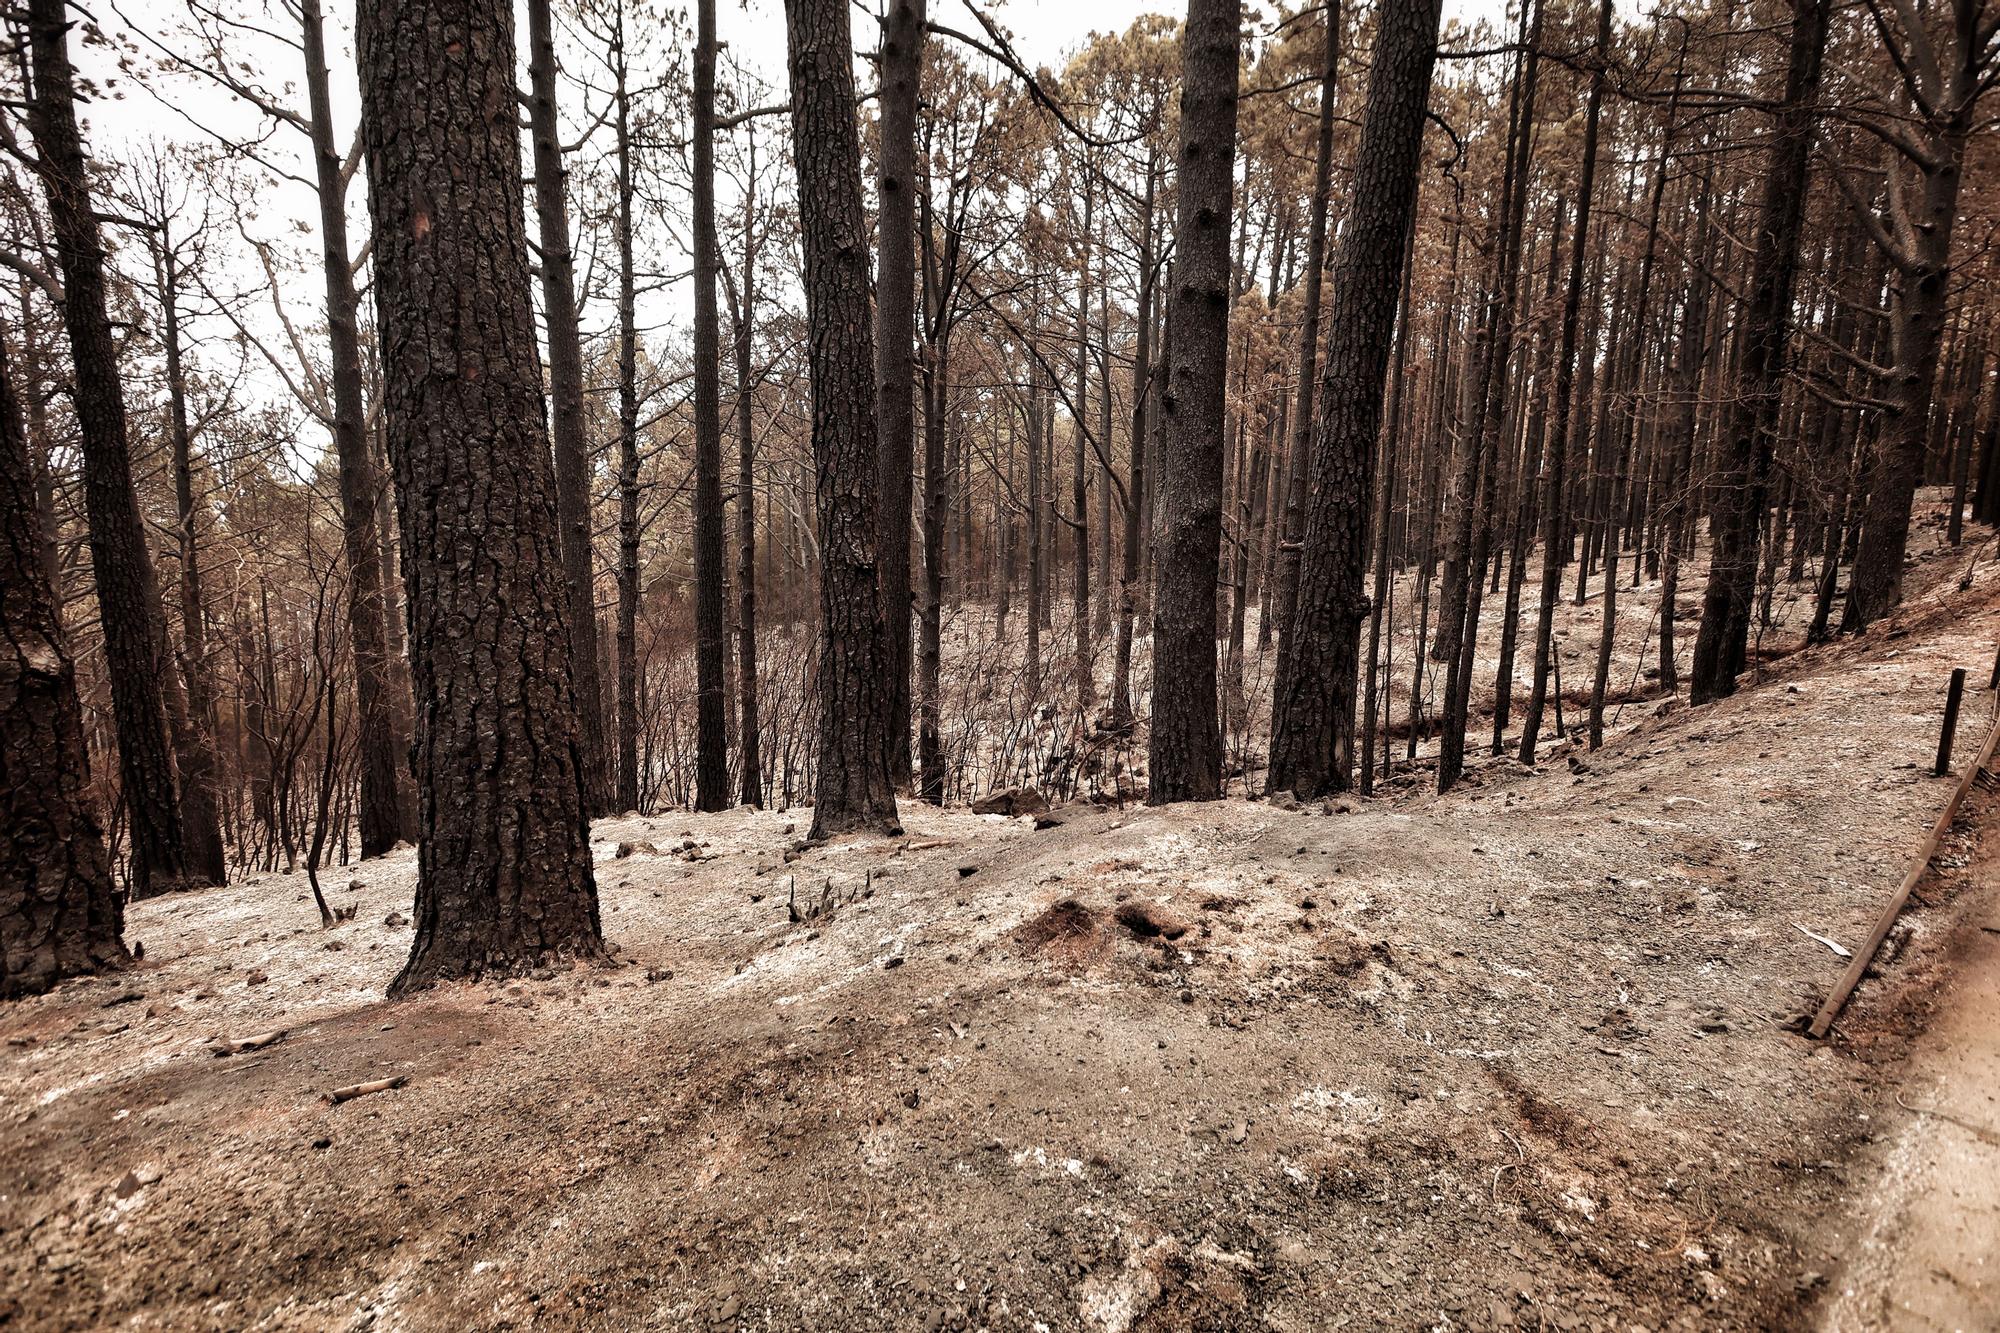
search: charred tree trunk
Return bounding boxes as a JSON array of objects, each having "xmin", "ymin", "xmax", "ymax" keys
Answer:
[
  {"xmin": 26, "ymin": 0, "xmax": 187, "ymax": 898},
  {"xmin": 1, "ymin": 327, "xmax": 129, "ymax": 996},
  {"xmin": 525, "ymin": 0, "xmax": 612, "ymax": 816},
  {"xmin": 303, "ymin": 0, "xmax": 417, "ymax": 856},
  {"xmin": 613, "ymin": 37, "xmax": 642, "ymax": 815},
  {"xmin": 1690, "ymin": 0, "xmax": 1827, "ymax": 698},
  {"xmin": 1268, "ymin": 7, "xmax": 1338, "ymax": 699},
  {"xmin": 728, "ymin": 137, "xmax": 765, "ymax": 809},
  {"xmin": 783, "ymin": 0, "xmax": 902, "ymax": 838},
  {"xmin": 1265, "ymin": 0, "xmax": 1440, "ymax": 799},
  {"xmin": 690, "ymin": 0, "xmax": 731, "ymax": 810},
  {"xmin": 1112, "ymin": 152, "xmax": 1159, "ymax": 727},
  {"xmin": 1843, "ymin": 12, "xmax": 1984, "ymax": 628},
  {"xmin": 1518, "ymin": 0, "xmax": 1611, "ymax": 764},
  {"xmin": 357, "ymin": 0, "xmax": 606, "ymax": 992},
  {"xmin": 154, "ymin": 232, "xmax": 227, "ymax": 886},
  {"xmin": 874, "ymin": 0, "xmax": 925, "ymax": 787},
  {"xmin": 1437, "ymin": 0, "xmax": 1542, "ymax": 790},
  {"xmin": 1147, "ymin": 0, "xmax": 1240, "ymax": 805}
]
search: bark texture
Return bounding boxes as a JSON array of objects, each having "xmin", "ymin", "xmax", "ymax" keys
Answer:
[
  {"xmin": 1265, "ymin": 0, "xmax": 1440, "ymax": 799},
  {"xmin": 1689, "ymin": 0, "xmax": 1826, "ymax": 700},
  {"xmin": 1147, "ymin": 0, "xmax": 1240, "ymax": 805},
  {"xmin": 691, "ymin": 0, "xmax": 731, "ymax": 810},
  {"xmin": 358, "ymin": 0, "xmax": 605, "ymax": 993},
  {"xmin": 27, "ymin": 0, "xmax": 188, "ymax": 899},
  {"xmin": 1, "ymin": 329, "xmax": 130, "ymax": 998},
  {"xmin": 875, "ymin": 0, "xmax": 926, "ymax": 787},
  {"xmin": 784, "ymin": 0, "xmax": 902, "ymax": 838}
]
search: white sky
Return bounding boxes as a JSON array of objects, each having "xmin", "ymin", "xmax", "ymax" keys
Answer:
[{"xmin": 58, "ymin": 0, "xmax": 1543, "ymax": 449}]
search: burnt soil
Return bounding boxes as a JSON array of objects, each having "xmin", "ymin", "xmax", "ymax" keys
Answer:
[{"xmin": 5, "ymin": 529, "xmax": 1999, "ymax": 1333}]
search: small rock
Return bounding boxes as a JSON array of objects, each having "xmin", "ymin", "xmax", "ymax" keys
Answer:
[{"xmin": 384, "ymin": 911, "xmax": 407, "ymax": 928}]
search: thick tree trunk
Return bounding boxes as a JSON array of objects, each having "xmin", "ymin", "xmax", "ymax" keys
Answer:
[
  {"xmin": 1, "ymin": 328, "xmax": 130, "ymax": 997},
  {"xmin": 1265, "ymin": 0, "xmax": 1441, "ymax": 800},
  {"xmin": 357, "ymin": 0, "xmax": 605, "ymax": 993},
  {"xmin": 27, "ymin": 0, "xmax": 188, "ymax": 899},
  {"xmin": 525, "ymin": 0, "xmax": 612, "ymax": 817},
  {"xmin": 690, "ymin": 0, "xmax": 731, "ymax": 810},
  {"xmin": 783, "ymin": 0, "xmax": 902, "ymax": 839},
  {"xmin": 1147, "ymin": 0, "xmax": 1240, "ymax": 805},
  {"xmin": 303, "ymin": 0, "xmax": 416, "ymax": 857},
  {"xmin": 875, "ymin": 0, "xmax": 926, "ymax": 788},
  {"xmin": 1689, "ymin": 0, "xmax": 1827, "ymax": 698},
  {"xmin": 1844, "ymin": 17, "xmax": 1980, "ymax": 629}
]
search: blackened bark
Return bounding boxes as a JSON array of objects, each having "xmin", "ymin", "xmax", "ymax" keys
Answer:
[
  {"xmin": 783, "ymin": 0, "xmax": 902, "ymax": 839},
  {"xmin": 614, "ymin": 41, "xmax": 642, "ymax": 816},
  {"xmin": 526, "ymin": 0, "xmax": 612, "ymax": 816},
  {"xmin": 691, "ymin": 0, "xmax": 731, "ymax": 811},
  {"xmin": 1147, "ymin": 0, "xmax": 1239, "ymax": 805},
  {"xmin": 1, "ymin": 328, "xmax": 129, "ymax": 997},
  {"xmin": 1437, "ymin": 0, "xmax": 1541, "ymax": 790},
  {"xmin": 1689, "ymin": 0, "xmax": 1826, "ymax": 697},
  {"xmin": 918, "ymin": 340, "xmax": 948, "ymax": 804},
  {"xmin": 875, "ymin": 0, "xmax": 925, "ymax": 787},
  {"xmin": 1026, "ymin": 328, "xmax": 1045, "ymax": 698},
  {"xmin": 303, "ymin": 0, "xmax": 416, "ymax": 858},
  {"xmin": 1843, "ymin": 6, "xmax": 1983, "ymax": 629},
  {"xmin": 1072, "ymin": 177, "xmax": 1094, "ymax": 710},
  {"xmin": 358, "ymin": 0, "xmax": 605, "ymax": 992},
  {"xmin": 27, "ymin": 0, "xmax": 187, "ymax": 899},
  {"xmin": 1361, "ymin": 225, "xmax": 1419, "ymax": 795},
  {"xmin": 1265, "ymin": 0, "xmax": 1441, "ymax": 800},
  {"xmin": 154, "ymin": 232, "xmax": 228, "ymax": 886},
  {"xmin": 1111, "ymin": 153, "xmax": 1159, "ymax": 727},
  {"xmin": 729, "ymin": 139, "xmax": 765, "ymax": 809},
  {"xmin": 1518, "ymin": 0, "xmax": 1612, "ymax": 764},
  {"xmin": 1268, "ymin": 8, "xmax": 1336, "ymax": 701}
]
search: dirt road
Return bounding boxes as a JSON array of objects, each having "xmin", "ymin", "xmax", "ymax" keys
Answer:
[{"xmin": 1821, "ymin": 808, "xmax": 2000, "ymax": 1333}]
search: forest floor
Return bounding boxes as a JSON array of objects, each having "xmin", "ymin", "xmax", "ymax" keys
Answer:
[{"xmin": 6, "ymin": 504, "xmax": 2000, "ymax": 1333}]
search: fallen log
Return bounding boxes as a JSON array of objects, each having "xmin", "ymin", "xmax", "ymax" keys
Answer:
[
  {"xmin": 325, "ymin": 1074, "xmax": 408, "ymax": 1104},
  {"xmin": 1808, "ymin": 698, "xmax": 2000, "ymax": 1039},
  {"xmin": 207, "ymin": 1029, "xmax": 288, "ymax": 1057}
]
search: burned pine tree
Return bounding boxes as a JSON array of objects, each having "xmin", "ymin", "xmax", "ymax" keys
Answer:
[
  {"xmin": 783, "ymin": 0, "xmax": 903, "ymax": 838},
  {"xmin": 25, "ymin": 0, "xmax": 189, "ymax": 898},
  {"xmin": 1147, "ymin": 0, "xmax": 1240, "ymax": 805},
  {"xmin": 357, "ymin": 0, "xmax": 606, "ymax": 991},
  {"xmin": 1266, "ymin": 0, "xmax": 1443, "ymax": 800},
  {"xmin": 0, "ymin": 328, "xmax": 130, "ymax": 998}
]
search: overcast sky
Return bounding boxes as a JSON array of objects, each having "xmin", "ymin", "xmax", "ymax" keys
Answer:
[{"xmin": 59, "ymin": 0, "xmax": 1559, "ymax": 453}]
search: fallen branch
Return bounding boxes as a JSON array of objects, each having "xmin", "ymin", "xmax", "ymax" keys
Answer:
[
  {"xmin": 1808, "ymin": 703, "xmax": 2000, "ymax": 1039},
  {"xmin": 325, "ymin": 1074, "xmax": 408, "ymax": 1104},
  {"xmin": 207, "ymin": 1029, "xmax": 288, "ymax": 1057}
]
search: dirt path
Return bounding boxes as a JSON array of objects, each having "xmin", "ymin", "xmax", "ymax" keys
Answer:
[
  {"xmin": 1821, "ymin": 800, "xmax": 2000, "ymax": 1333},
  {"xmin": 3, "ymin": 524, "xmax": 1997, "ymax": 1332}
]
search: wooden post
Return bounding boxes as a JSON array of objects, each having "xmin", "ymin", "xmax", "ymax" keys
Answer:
[
  {"xmin": 1936, "ymin": 668, "xmax": 1967, "ymax": 777},
  {"xmin": 1809, "ymin": 711, "xmax": 2000, "ymax": 1039}
]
